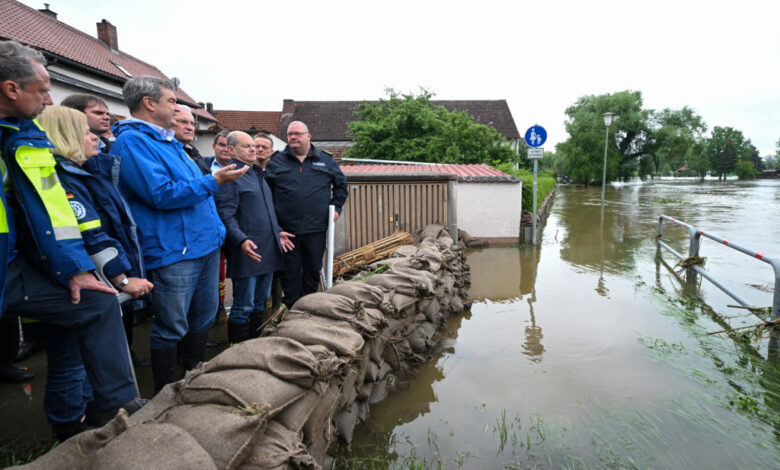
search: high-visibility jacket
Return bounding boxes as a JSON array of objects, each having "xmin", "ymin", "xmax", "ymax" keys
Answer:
[{"xmin": 0, "ymin": 117, "xmax": 95, "ymax": 312}]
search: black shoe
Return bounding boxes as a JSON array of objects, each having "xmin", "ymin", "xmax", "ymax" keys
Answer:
[
  {"xmin": 14, "ymin": 339, "xmax": 43, "ymax": 362},
  {"xmin": 179, "ymin": 330, "xmax": 209, "ymax": 371},
  {"xmin": 227, "ymin": 322, "xmax": 251, "ymax": 344},
  {"xmin": 0, "ymin": 363, "xmax": 35, "ymax": 383},
  {"xmin": 205, "ymin": 339, "xmax": 224, "ymax": 348},
  {"xmin": 151, "ymin": 347, "xmax": 178, "ymax": 394},
  {"xmin": 52, "ymin": 416, "xmax": 94, "ymax": 441},
  {"xmin": 248, "ymin": 309, "xmax": 265, "ymax": 339},
  {"xmin": 96, "ymin": 397, "xmax": 149, "ymax": 426}
]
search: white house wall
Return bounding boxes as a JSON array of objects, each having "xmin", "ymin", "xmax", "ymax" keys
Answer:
[{"xmin": 456, "ymin": 181, "xmax": 522, "ymax": 242}]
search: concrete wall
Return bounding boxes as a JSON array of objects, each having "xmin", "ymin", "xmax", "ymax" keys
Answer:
[{"xmin": 456, "ymin": 181, "xmax": 522, "ymax": 242}]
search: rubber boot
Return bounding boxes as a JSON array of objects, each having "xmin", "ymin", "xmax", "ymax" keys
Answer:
[
  {"xmin": 150, "ymin": 348, "xmax": 178, "ymax": 394},
  {"xmin": 179, "ymin": 330, "xmax": 209, "ymax": 371},
  {"xmin": 227, "ymin": 322, "xmax": 251, "ymax": 344},
  {"xmin": 248, "ymin": 309, "xmax": 265, "ymax": 339}
]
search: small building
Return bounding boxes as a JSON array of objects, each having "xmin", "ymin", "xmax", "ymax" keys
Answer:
[
  {"xmin": 0, "ymin": 0, "xmax": 217, "ymax": 137},
  {"xmin": 340, "ymin": 161, "xmax": 522, "ymax": 244}
]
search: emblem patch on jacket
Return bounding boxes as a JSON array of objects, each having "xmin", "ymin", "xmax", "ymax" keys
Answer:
[{"xmin": 69, "ymin": 201, "xmax": 87, "ymax": 220}]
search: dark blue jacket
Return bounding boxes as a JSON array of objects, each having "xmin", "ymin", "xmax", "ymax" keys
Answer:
[
  {"xmin": 0, "ymin": 119, "xmax": 94, "ymax": 302},
  {"xmin": 214, "ymin": 160, "xmax": 282, "ymax": 279},
  {"xmin": 55, "ymin": 154, "xmax": 145, "ymax": 281},
  {"xmin": 112, "ymin": 119, "xmax": 225, "ymax": 269},
  {"xmin": 264, "ymin": 144, "xmax": 348, "ymax": 234}
]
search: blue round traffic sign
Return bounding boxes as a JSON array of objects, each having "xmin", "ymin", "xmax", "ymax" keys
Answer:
[{"xmin": 524, "ymin": 125, "xmax": 547, "ymax": 148}]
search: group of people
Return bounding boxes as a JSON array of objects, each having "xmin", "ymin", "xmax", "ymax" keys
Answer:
[{"xmin": 0, "ymin": 39, "xmax": 348, "ymax": 441}]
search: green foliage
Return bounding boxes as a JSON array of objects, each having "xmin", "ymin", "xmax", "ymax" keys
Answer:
[
  {"xmin": 707, "ymin": 127, "xmax": 754, "ymax": 178},
  {"xmin": 648, "ymin": 107, "xmax": 707, "ymax": 177},
  {"xmin": 346, "ymin": 89, "xmax": 518, "ymax": 164},
  {"xmin": 557, "ymin": 91, "xmax": 652, "ymax": 184},
  {"xmin": 493, "ymin": 162, "xmax": 556, "ymax": 211},
  {"xmin": 735, "ymin": 160, "xmax": 759, "ymax": 179}
]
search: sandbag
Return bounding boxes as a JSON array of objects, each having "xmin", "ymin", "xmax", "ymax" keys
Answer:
[
  {"xmin": 369, "ymin": 373, "xmax": 395, "ymax": 405},
  {"xmin": 292, "ymin": 292, "xmax": 362, "ymax": 319},
  {"xmin": 160, "ymin": 404, "xmax": 267, "ymax": 470},
  {"xmin": 90, "ymin": 423, "xmax": 217, "ymax": 470},
  {"xmin": 391, "ymin": 245, "xmax": 418, "ymax": 258},
  {"xmin": 335, "ymin": 366, "xmax": 360, "ymax": 411},
  {"xmin": 180, "ymin": 368, "xmax": 311, "ymax": 413},
  {"xmin": 269, "ymin": 316, "xmax": 365, "ymax": 359},
  {"xmin": 202, "ymin": 337, "xmax": 326, "ymax": 388},
  {"xmin": 333, "ymin": 404, "xmax": 360, "ymax": 444},
  {"xmin": 327, "ymin": 281, "xmax": 385, "ymax": 308},
  {"xmin": 18, "ymin": 412, "xmax": 131, "ymax": 470},
  {"xmin": 302, "ymin": 382, "xmax": 340, "ymax": 448},
  {"xmin": 238, "ymin": 421, "xmax": 320, "ymax": 470},
  {"xmin": 274, "ymin": 389, "xmax": 322, "ymax": 434}
]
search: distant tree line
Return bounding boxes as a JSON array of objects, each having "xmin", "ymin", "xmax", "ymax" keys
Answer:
[{"xmin": 549, "ymin": 91, "xmax": 773, "ymax": 183}]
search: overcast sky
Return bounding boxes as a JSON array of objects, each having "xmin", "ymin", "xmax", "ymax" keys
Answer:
[{"xmin": 21, "ymin": 0, "xmax": 780, "ymax": 156}]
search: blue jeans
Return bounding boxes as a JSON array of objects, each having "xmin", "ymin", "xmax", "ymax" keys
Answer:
[
  {"xmin": 229, "ymin": 272, "xmax": 273, "ymax": 325},
  {"xmin": 147, "ymin": 249, "xmax": 220, "ymax": 350},
  {"xmin": 42, "ymin": 325, "xmax": 94, "ymax": 424}
]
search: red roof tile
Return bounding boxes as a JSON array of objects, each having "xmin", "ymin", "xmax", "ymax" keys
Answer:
[
  {"xmin": 340, "ymin": 163, "xmax": 520, "ymax": 183},
  {"xmin": 211, "ymin": 111, "xmax": 281, "ymax": 134},
  {"xmin": 0, "ymin": 0, "xmax": 215, "ymax": 121}
]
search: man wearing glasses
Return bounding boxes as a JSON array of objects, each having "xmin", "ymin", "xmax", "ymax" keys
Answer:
[{"xmin": 265, "ymin": 121, "xmax": 347, "ymax": 308}]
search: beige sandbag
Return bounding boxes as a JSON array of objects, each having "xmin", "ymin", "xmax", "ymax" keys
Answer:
[
  {"xmin": 180, "ymin": 368, "xmax": 311, "ymax": 413},
  {"xmin": 202, "ymin": 337, "xmax": 324, "ymax": 388},
  {"xmin": 302, "ymin": 382, "xmax": 341, "ymax": 448},
  {"xmin": 239, "ymin": 421, "xmax": 319, "ymax": 470},
  {"xmin": 91, "ymin": 423, "xmax": 217, "ymax": 470},
  {"xmin": 269, "ymin": 315, "xmax": 365, "ymax": 359},
  {"xmin": 17, "ymin": 412, "xmax": 131, "ymax": 470},
  {"xmin": 327, "ymin": 281, "xmax": 385, "ymax": 308},
  {"xmin": 160, "ymin": 404, "xmax": 267, "ymax": 470}
]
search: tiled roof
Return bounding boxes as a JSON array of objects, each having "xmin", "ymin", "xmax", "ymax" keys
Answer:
[
  {"xmin": 212, "ymin": 111, "xmax": 281, "ymax": 134},
  {"xmin": 280, "ymin": 99, "xmax": 520, "ymax": 141},
  {"xmin": 0, "ymin": 0, "xmax": 216, "ymax": 121},
  {"xmin": 340, "ymin": 163, "xmax": 520, "ymax": 183}
]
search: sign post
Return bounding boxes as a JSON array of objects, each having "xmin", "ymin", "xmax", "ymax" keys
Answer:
[{"xmin": 524, "ymin": 126, "xmax": 546, "ymax": 245}]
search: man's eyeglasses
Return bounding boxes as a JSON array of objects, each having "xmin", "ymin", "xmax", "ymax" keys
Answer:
[{"xmin": 287, "ymin": 132, "xmax": 308, "ymax": 138}]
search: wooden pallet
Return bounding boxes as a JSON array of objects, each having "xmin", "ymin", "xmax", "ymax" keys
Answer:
[{"xmin": 333, "ymin": 231, "xmax": 414, "ymax": 277}]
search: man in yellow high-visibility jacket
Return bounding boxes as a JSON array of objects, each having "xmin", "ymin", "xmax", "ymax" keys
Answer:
[{"xmin": 0, "ymin": 40, "xmax": 144, "ymax": 440}]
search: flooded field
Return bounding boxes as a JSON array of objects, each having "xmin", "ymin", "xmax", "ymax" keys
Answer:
[{"xmin": 338, "ymin": 179, "xmax": 780, "ymax": 469}]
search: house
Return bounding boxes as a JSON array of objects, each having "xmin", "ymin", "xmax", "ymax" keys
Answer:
[
  {"xmin": 277, "ymin": 99, "xmax": 522, "ymax": 160},
  {"xmin": 0, "ymin": 0, "xmax": 217, "ymax": 137}
]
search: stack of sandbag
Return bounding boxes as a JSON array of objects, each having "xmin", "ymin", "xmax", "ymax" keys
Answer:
[{"xmin": 21, "ymin": 224, "xmax": 470, "ymax": 470}]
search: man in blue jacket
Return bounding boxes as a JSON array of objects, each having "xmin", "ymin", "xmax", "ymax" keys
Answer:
[
  {"xmin": 0, "ymin": 40, "xmax": 142, "ymax": 434},
  {"xmin": 265, "ymin": 121, "xmax": 348, "ymax": 308},
  {"xmin": 215, "ymin": 131, "xmax": 294, "ymax": 343},
  {"xmin": 112, "ymin": 76, "xmax": 247, "ymax": 392}
]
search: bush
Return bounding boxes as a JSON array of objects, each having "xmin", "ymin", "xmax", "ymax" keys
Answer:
[
  {"xmin": 492, "ymin": 162, "xmax": 556, "ymax": 211},
  {"xmin": 735, "ymin": 160, "xmax": 758, "ymax": 180}
]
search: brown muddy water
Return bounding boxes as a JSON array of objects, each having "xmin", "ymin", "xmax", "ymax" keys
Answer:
[
  {"xmin": 4, "ymin": 180, "xmax": 780, "ymax": 469},
  {"xmin": 337, "ymin": 179, "xmax": 780, "ymax": 469}
]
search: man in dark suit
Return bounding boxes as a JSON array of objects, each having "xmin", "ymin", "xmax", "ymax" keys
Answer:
[{"xmin": 215, "ymin": 131, "xmax": 294, "ymax": 342}]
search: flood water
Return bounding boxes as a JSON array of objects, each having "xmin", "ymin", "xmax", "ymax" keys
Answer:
[{"xmin": 341, "ymin": 179, "xmax": 780, "ymax": 469}]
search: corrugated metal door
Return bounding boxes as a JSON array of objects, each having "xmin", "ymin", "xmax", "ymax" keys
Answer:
[{"xmin": 343, "ymin": 181, "xmax": 448, "ymax": 251}]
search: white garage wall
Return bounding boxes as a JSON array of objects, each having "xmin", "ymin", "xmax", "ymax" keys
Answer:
[{"xmin": 456, "ymin": 181, "xmax": 522, "ymax": 242}]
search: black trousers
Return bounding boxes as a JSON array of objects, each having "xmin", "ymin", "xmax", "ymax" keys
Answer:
[{"xmin": 280, "ymin": 231, "xmax": 326, "ymax": 308}]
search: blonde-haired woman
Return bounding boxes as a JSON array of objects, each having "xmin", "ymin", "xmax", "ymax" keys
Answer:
[{"xmin": 37, "ymin": 105, "xmax": 152, "ymax": 440}]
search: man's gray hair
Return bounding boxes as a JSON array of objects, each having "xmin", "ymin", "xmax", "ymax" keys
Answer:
[
  {"xmin": 122, "ymin": 76, "xmax": 175, "ymax": 112},
  {"xmin": 226, "ymin": 131, "xmax": 249, "ymax": 148},
  {"xmin": 213, "ymin": 129, "xmax": 230, "ymax": 145},
  {"xmin": 0, "ymin": 40, "xmax": 47, "ymax": 85}
]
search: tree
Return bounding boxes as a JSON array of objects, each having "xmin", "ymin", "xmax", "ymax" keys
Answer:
[
  {"xmin": 557, "ymin": 91, "xmax": 652, "ymax": 184},
  {"xmin": 735, "ymin": 160, "xmax": 758, "ymax": 179},
  {"xmin": 707, "ymin": 127, "xmax": 752, "ymax": 179},
  {"xmin": 647, "ymin": 107, "xmax": 707, "ymax": 178},
  {"xmin": 345, "ymin": 89, "xmax": 518, "ymax": 164}
]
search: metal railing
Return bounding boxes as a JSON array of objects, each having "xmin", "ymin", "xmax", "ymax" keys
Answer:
[{"xmin": 656, "ymin": 214, "xmax": 780, "ymax": 322}]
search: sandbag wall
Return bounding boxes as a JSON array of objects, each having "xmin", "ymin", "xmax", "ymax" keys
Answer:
[{"xmin": 20, "ymin": 224, "xmax": 470, "ymax": 470}]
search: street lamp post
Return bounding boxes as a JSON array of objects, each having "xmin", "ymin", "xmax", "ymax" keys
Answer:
[{"xmin": 601, "ymin": 112, "xmax": 616, "ymax": 206}]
